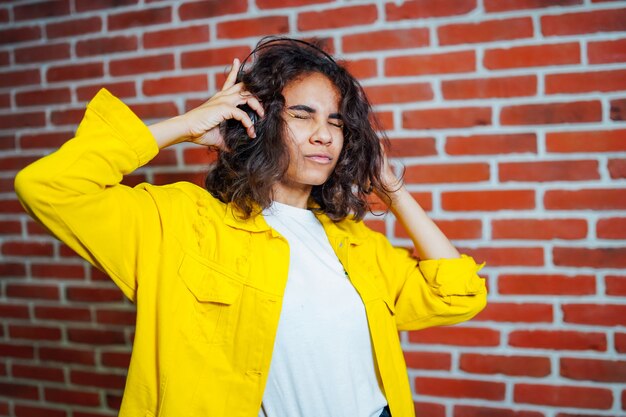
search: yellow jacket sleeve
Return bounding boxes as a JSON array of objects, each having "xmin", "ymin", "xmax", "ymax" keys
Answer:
[
  {"xmin": 14, "ymin": 89, "xmax": 162, "ymax": 302},
  {"xmin": 366, "ymin": 229, "xmax": 487, "ymax": 331}
]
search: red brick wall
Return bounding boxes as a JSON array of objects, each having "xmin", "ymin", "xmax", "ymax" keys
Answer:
[{"xmin": 1, "ymin": 0, "xmax": 626, "ymax": 416}]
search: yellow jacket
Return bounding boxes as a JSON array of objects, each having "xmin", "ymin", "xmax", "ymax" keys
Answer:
[{"xmin": 15, "ymin": 89, "xmax": 487, "ymax": 417}]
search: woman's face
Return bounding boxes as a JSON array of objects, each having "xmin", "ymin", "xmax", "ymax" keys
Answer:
[{"xmin": 277, "ymin": 72, "xmax": 344, "ymax": 195}]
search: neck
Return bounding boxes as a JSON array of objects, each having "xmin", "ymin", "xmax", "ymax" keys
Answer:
[{"xmin": 271, "ymin": 182, "xmax": 312, "ymax": 209}]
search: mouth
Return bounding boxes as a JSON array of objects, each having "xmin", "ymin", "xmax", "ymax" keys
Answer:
[{"xmin": 305, "ymin": 154, "xmax": 333, "ymax": 164}]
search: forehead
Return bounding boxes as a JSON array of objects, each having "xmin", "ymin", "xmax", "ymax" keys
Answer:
[{"xmin": 282, "ymin": 73, "xmax": 341, "ymax": 109}]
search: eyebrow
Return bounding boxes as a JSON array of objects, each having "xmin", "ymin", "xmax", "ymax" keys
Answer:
[{"xmin": 287, "ymin": 104, "xmax": 343, "ymax": 120}]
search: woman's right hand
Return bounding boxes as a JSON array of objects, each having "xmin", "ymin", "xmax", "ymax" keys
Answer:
[{"xmin": 149, "ymin": 58, "xmax": 264, "ymax": 150}]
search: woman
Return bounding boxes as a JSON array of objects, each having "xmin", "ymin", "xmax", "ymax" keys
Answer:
[{"xmin": 15, "ymin": 38, "xmax": 487, "ymax": 417}]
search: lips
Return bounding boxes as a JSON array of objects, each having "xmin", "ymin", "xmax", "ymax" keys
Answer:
[{"xmin": 305, "ymin": 154, "xmax": 333, "ymax": 164}]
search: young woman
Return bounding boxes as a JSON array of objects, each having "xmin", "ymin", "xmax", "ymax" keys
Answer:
[{"xmin": 15, "ymin": 38, "xmax": 487, "ymax": 417}]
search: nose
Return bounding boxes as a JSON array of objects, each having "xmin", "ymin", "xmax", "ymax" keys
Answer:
[{"xmin": 311, "ymin": 122, "xmax": 332, "ymax": 146}]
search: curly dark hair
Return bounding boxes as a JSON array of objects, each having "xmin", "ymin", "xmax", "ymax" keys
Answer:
[{"xmin": 205, "ymin": 37, "xmax": 390, "ymax": 221}]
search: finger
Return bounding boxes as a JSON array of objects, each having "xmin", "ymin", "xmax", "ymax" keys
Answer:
[
  {"xmin": 230, "ymin": 108, "xmax": 256, "ymax": 138},
  {"xmin": 242, "ymin": 96, "xmax": 265, "ymax": 118},
  {"xmin": 221, "ymin": 58, "xmax": 240, "ymax": 91}
]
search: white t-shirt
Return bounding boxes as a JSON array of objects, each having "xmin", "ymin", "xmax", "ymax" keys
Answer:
[{"xmin": 259, "ymin": 201, "xmax": 387, "ymax": 417}]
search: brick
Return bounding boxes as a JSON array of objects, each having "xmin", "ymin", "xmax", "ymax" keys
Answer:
[
  {"xmin": 398, "ymin": 219, "xmax": 482, "ymax": 240},
  {"xmin": 547, "ymin": 69, "xmax": 626, "ymax": 94},
  {"xmin": 466, "ymin": 246, "xmax": 541, "ymax": 268},
  {"xmin": 403, "ymin": 107, "xmax": 491, "ymax": 129},
  {"xmin": 461, "ymin": 354, "xmax": 550, "ymax": 377},
  {"xmin": 500, "ymin": 160, "xmax": 599, "ymax": 182},
  {"xmin": 51, "ymin": 109, "xmax": 86, "ymax": 126},
  {"xmin": 13, "ymin": 364, "xmax": 65, "ymax": 382},
  {"xmin": 217, "ymin": 16, "xmax": 289, "ymax": 39},
  {"xmin": 76, "ymin": 35, "xmax": 138, "ymax": 57},
  {"xmin": 45, "ymin": 387, "xmax": 100, "ymax": 407},
  {"xmin": 440, "ymin": 17, "xmax": 533, "ymax": 45},
  {"xmin": 15, "ymin": 43, "xmax": 70, "ymax": 64},
  {"xmin": 555, "ymin": 247, "xmax": 626, "ymax": 268},
  {"xmin": 47, "ymin": 62, "xmax": 104, "ymax": 83},
  {"xmin": 0, "ymin": 154, "xmax": 46, "ymax": 171},
  {"xmin": 19, "ymin": 131, "xmax": 70, "ymax": 150},
  {"xmin": 546, "ymin": 129, "xmax": 626, "ymax": 153},
  {"xmin": 442, "ymin": 189, "xmax": 535, "ymax": 211},
  {"xmin": 588, "ymin": 38, "xmax": 626, "ymax": 64},
  {"xmin": 67, "ymin": 328, "xmax": 126, "ymax": 345},
  {"xmin": 454, "ymin": 405, "xmax": 544, "ymax": 417},
  {"xmin": 413, "ymin": 403, "xmax": 445, "ymax": 417},
  {"xmin": 76, "ymin": 81, "xmax": 136, "ymax": 101},
  {"xmin": 14, "ymin": 404, "xmax": 67, "ymax": 417},
  {"xmin": 493, "ymin": 219, "xmax": 587, "ymax": 240},
  {"xmin": 16, "ymin": 88, "xmax": 71, "ymax": 107},
  {"xmin": 563, "ymin": 303, "xmax": 626, "ymax": 326},
  {"xmin": 404, "ymin": 351, "xmax": 451, "ymax": 370},
  {"xmin": 474, "ymin": 303, "xmax": 553, "ymax": 323},
  {"xmin": 375, "ymin": 111, "xmax": 394, "ymax": 131},
  {"xmin": 39, "ymin": 346, "xmax": 95, "ymax": 365},
  {"xmin": 546, "ymin": 189, "xmax": 626, "ymax": 210},
  {"xmin": 442, "ymin": 75, "xmax": 536, "ymax": 99},
  {"xmin": 484, "ymin": 0, "xmax": 581, "ymax": 11},
  {"xmin": 0, "ymin": 303, "xmax": 30, "ymax": 319},
  {"xmin": 501, "ymin": 101, "xmax": 601, "ymax": 125},
  {"xmin": 388, "ymin": 138, "xmax": 436, "ymax": 157},
  {"xmin": 9, "ymin": 324, "xmax": 61, "ymax": 341},
  {"xmin": 179, "ymin": 0, "xmax": 247, "ymax": 20},
  {"xmin": 66, "ymin": 286, "xmax": 124, "ymax": 303},
  {"xmin": 612, "ymin": 98, "xmax": 626, "ymax": 121},
  {"xmin": 0, "ymin": 262, "xmax": 26, "ymax": 277},
  {"xmin": 129, "ymin": 102, "xmax": 179, "ymax": 120},
  {"xmin": 0, "ymin": 382, "xmax": 38, "ymax": 400},
  {"xmin": 75, "ymin": 0, "xmax": 138, "ymax": 11},
  {"xmin": 143, "ymin": 74, "xmax": 208, "ymax": 96},
  {"xmin": 101, "ymin": 351, "xmax": 132, "ymax": 368},
  {"xmin": 35, "ymin": 306, "xmax": 92, "ymax": 322},
  {"xmin": 46, "ymin": 16, "xmax": 102, "ymax": 39},
  {"xmin": 14, "ymin": 0, "xmax": 70, "ymax": 20},
  {"xmin": 0, "ymin": 26, "xmax": 41, "ymax": 44},
  {"xmin": 153, "ymin": 171, "xmax": 206, "ymax": 187},
  {"xmin": 408, "ymin": 327, "xmax": 499, "ymax": 347},
  {"xmin": 71, "ymin": 370, "xmax": 126, "ymax": 390},
  {"xmin": 6, "ymin": 283, "xmax": 59, "ymax": 300},
  {"xmin": 181, "ymin": 45, "xmax": 251, "ymax": 69},
  {"xmin": 485, "ymin": 43, "xmax": 579, "ymax": 69},
  {"xmin": 0, "ymin": 342, "xmax": 34, "ymax": 359},
  {"xmin": 298, "ymin": 5, "xmax": 377, "ymax": 31},
  {"xmin": 515, "ymin": 384, "xmax": 612, "ymax": 409},
  {"xmin": 561, "ymin": 357, "xmax": 626, "ymax": 383},
  {"xmin": 415, "ymin": 377, "xmax": 505, "ymax": 400},
  {"xmin": 386, "ymin": 0, "xmax": 476, "ymax": 20},
  {"xmin": 0, "ymin": 69, "xmax": 40, "ymax": 88},
  {"xmin": 446, "ymin": 133, "xmax": 536, "ymax": 155},
  {"xmin": 509, "ymin": 330, "xmax": 606, "ymax": 351},
  {"xmin": 343, "ymin": 28, "xmax": 429, "ymax": 53},
  {"xmin": 108, "ymin": 6, "xmax": 171, "ymax": 30},
  {"xmin": 0, "ymin": 200, "xmax": 29, "ymax": 214},
  {"xmin": 2, "ymin": 241, "xmax": 54, "ymax": 256},
  {"xmin": 181, "ymin": 147, "xmax": 215, "ymax": 168},
  {"xmin": 365, "ymin": 83, "xmax": 433, "ymax": 104},
  {"xmin": 542, "ymin": 8, "xmax": 626, "ymax": 36},
  {"xmin": 0, "ymin": 51, "xmax": 8, "ymax": 67},
  {"xmin": 110, "ymin": 54, "xmax": 174, "ymax": 76},
  {"xmin": 598, "ymin": 218, "xmax": 626, "ymax": 239},
  {"xmin": 31, "ymin": 263, "xmax": 85, "ymax": 279},
  {"xmin": 144, "ymin": 25, "xmax": 209, "ymax": 49},
  {"xmin": 385, "ymin": 51, "xmax": 475, "ymax": 76},
  {"xmin": 606, "ymin": 275, "xmax": 626, "ymax": 296},
  {"xmin": 258, "ymin": 0, "xmax": 330, "ymax": 7},
  {"xmin": 617, "ymin": 333, "xmax": 626, "ymax": 353},
  {"xmin": 343, "ymin": 58, "xmax": 377, "ymax": 79},
  {"xmin": 404, "ymin": 163, "xmax": 489, "ymax": 184},
  {"xmin": 0, "ymin": 112, "xmax": 46, "ymax": 129},
  {"xmin": 96, "ymin": 309, "xmax": 136, "ymax": 325}
]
